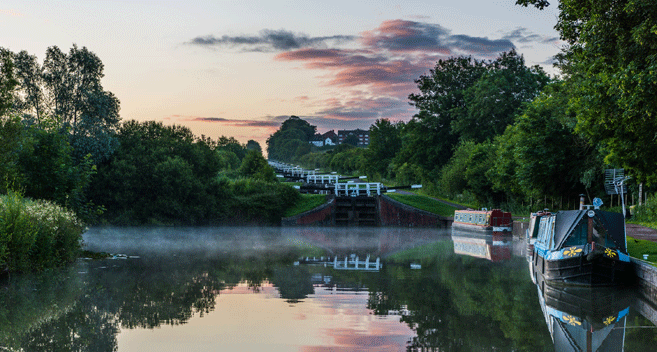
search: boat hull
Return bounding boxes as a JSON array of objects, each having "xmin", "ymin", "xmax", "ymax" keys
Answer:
[
  {"xmin": 452, "ymin": 221, "xmax": 512, "ymax": 233},
  {"xmin": 532, "ymin": 249, "xmax": 634, "ymax": 287}
]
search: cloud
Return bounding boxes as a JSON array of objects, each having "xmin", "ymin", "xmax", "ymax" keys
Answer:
[
  {"xmin": 176, "ymin": 115, "xmax": 282, "ymax": 127},
  {"xmin": 188, "ymin": 20, "xmax": 520, "ymax": 127},
  {"xmin": 188, "ymin": 29, "xmax": 355, "ymax": 52},
  {"xmin": 501, "ymin": 27, "xmax": 560, "ymax": 45},
  {"xmin": 360, "ymin": 20, "xmax": 514, "ymax": 56}
]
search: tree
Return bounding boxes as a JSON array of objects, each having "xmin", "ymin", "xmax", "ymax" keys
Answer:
[
  {"xmin": 452, "ymin": 50, "xmax": 550, "ymax": 142},
  {"xmin": 238, "ymin": 150, "xmax": 276, "ymax": 182},
  {"xmin": 364, "ymin": 119, "xmax": 403, "ymax": 178},
  {"xmin": 516, "ymin": 0, "xmax": 657, "ymax": 184},
  {"xmin": 0, "ymin": 114, "xmax": 23, "ymax": 193},
  {"xmin": 266, "ymin": 116, "xmax": 316, "ymax": 162},
  {"xmin": 14, "ymin": 51, "xmax": 45, "ymax": 124},
  {"xmin": 245, "ymin": 139, "xmax": 262, "ymax": 154},
  {"xmin": 490, "ymin": 82, "xmax": 604, "ymax": 204},
  {"xmin": 0, "ymin": 48, "xmax": 18, "ymax": 116},
  {"xmin": 406, "ymin": 56, "xmax": 487, "ymax": 170}
]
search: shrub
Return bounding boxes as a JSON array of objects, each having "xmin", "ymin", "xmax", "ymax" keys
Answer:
[{"xmin": 0, "ymin": 192, "xmax": 84, "ymax": 273}]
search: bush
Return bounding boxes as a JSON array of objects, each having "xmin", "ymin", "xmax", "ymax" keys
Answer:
[
  {"xmin": 631, "ymin": 194, "xmax": 657, "ymax": 224},
  {"xmin": 0, "ymin": 192, "xmax": 84, "ymax": 273}
]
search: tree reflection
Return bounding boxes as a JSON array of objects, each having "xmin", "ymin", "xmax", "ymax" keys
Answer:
[{"xmin": 367, "ymin": 245, "xmax": 553, "ymax": 351}]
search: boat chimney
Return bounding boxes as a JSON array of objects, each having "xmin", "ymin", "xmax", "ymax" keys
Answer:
[{"xmin": 579, "ymin": 194, "xmax": 585, "ymax": 210}]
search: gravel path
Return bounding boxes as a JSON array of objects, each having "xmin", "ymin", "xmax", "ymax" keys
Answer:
[{"xmin": 626, "ymin": 224, "xmax": 657, "ymax": 242}]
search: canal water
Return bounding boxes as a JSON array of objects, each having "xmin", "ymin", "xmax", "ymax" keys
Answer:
[{"xmin": 2, "ymin": 226, "xmax": 657, "ymax": 351}]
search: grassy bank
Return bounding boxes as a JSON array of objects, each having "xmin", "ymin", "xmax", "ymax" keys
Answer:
[
  {"xmin": 0, "ymin": 192, "xmax": 85, "ymax": 273},
  {"xmin": 284, "ymin": 194, "xmax": 327, "ymax": 218},
  {"xmin": 386, "ymin": 193, "xmax": 457, "ymax": 217}
]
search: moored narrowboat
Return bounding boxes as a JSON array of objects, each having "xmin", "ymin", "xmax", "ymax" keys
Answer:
[
  {"xmin": 530, "ymin": 209, "xmax": 633, "ymax": 287},
  {"xmin": 453, "ymin": 209, "xmax": 513, "ymax": 232}
]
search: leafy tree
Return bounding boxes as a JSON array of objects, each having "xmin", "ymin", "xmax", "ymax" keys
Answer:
[
  {"xmin": 452, "ymin": 50, "xmax": 550, "ymax": 142},
  {"xmin": 216, "ymin": 136, "xmax": 247, "ymax": 161},
  {"xmin": 0, "ymin": 48, "xmax": 18, "ymax": 116},
  {"xmin": 364, "ymin": 119, "xmax": 403, "ymax": 178},
  {"xmin": 245, "ymin": 139, "xmax": 262, "ymax": 154},
  {"xmin": 516, "ymin": 0, "xmax": 657, "ymax": 184},
  {"xmin": 0, "ymin": 114, "xmax": 23, "ymax": 192},
  {"xmin": 15, "ymin": 120, "xmax": 97, "ymax": 218},
  {"xmin": 13, "ymin": 51, "xmax": 46, "ymax": 124},
  {"xmin": 439, "ymin": 140, "xmax": 499, "ymax": 204},
  {"xmin": 89, "ymin": 120, "xmax": 228, "ymax": 224},
  {"xmin": 266, "ymin": 116, "xmax": 316, "ymax": 162},
  {"xmin": 406, "ymin": 56, "xmax": 486, "ymax": 170},
  {"xmin": 238, "ymin": 150, "xmax": 276, "ymax": 182},
  {"xmin": 490, "ymin": 82, "xmax": 604, "ymax": 205}
]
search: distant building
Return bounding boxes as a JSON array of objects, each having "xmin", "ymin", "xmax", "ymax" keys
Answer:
[
  {"xmin": 337, "ymin": 129, "xmax": 370, "ymax": 146},
  {"xmin": 309, "ymin": 130, "xmax": 339, "ymax": 147},
  {"xmin": 323, "ymin": 130, "xmax": 338, "ymax": 145},
  {"xmin": 310, "ymin": 134, "xmax": 325, "ymax": 147}
]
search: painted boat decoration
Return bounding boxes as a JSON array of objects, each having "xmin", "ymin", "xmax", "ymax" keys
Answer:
[
  {"xmin": 452, "ymin": 208, "xmax": 513, "ymax": 232},
  {"xmin": 530, "ymin": 209, "xmax": 633, "ymax": 286}
]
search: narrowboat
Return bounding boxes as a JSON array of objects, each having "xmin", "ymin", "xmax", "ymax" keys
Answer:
[
  {"xmin": 532, "ymin": 267, "xmax": 632, "ymax": 352},
  {"xmin": 530, "ymin": 209, "xmax": 633, "ymax": 286},
  {"xmin": 452, "ymin": 209, "xmax": 513, "ymax": 232}
]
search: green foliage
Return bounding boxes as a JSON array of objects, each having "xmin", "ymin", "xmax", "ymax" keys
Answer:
[
  {"xmin": 238, "ymin": 150, "xmax": 276, "ymax": 182},
  {"xmin": 627, "ymin": 236, "xmax": 657, "ymax": 262},
  {"xmin": 283, "ymin": 194, "xmax": 327, "ymax": 218},
  {"xmin": 229, "ymin": 179, "xmax": 300, "ymax": 224},
  {"xmin": 245, "ymin": 139, "xmax": 262, "ymax": 154},
  {"xmin": 439, "ymin": 140, "xmax": 499, "ymax": 204},
  {"xmin": 16, "ymin": 124, "xmax": 97, "ymax": 216},
  {"xmin": 522, "ymin": 0, "xmax": 657, "ymax": 184},
  {"xmin": 363, "ymin": 119, "xmax": 403, "ymax": 178},
  {"xmin": 266, "ymin": 116, "xmax": 316, "ymax": 162},
  {"xmin": 0, "ymin": 192, "xmax": 84, "ymax": 273},
  {"xmin": 490, "ymin": 82, "xmax": 605, "ymax": 207},
  {"xmin": 90, "ymin": 120, "xmax": 230, "ymax": 225},
  {"xmin": 0, "ymin": 114, "xmax": 23, "ymax": 193},
  {"xmin": 385, "ymin": 193, "xmax": 457, "ymax": 217},
  {"xmin": 453, "ymin": 51, "xmax": 550, "ymax": 142},
  {"xmin": 0, "ymin": 48, "xmax": 18, "ymax": 116}
]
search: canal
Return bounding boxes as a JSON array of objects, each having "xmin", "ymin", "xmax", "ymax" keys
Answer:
[{"xmin": 2, "ymin": 226, "xmax": 657, "ymax": 351}]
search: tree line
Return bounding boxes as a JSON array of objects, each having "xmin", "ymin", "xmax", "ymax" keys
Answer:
[
  {"xmin": 0, "ymin": 44, "xmax": 299, "ymax": 267},
  {"xmin": 270, "ymin": 0, "xmax": 657, "ymax": 211}
]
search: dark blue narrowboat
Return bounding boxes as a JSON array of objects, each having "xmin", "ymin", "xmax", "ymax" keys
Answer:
[{"xmin": 530, "ymin": 209, "xmax": 633, "ymax": 286}]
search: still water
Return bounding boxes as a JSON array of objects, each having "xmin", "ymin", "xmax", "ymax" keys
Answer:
[{"xmin": 2, "ymin": 226, "xmax": 657, "ymax": 351}]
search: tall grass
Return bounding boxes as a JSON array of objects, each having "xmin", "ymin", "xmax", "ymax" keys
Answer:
[
  {"xmin": 0, "ymin": 192, "xmax": 85, "ymax": 273},
  {"xmin": 629, "ymin": 194, "xmax": 657, "ymax": 229}
]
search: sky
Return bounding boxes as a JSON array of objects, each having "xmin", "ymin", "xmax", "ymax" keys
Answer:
[{"xmin": 1, "ymin": 0, "xmax": 562, "ymax": 147}]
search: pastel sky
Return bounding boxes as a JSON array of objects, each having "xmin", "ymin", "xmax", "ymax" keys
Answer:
[{"xmin": 1, "ymin": 0, "xmax": 562, "ymax": 147}]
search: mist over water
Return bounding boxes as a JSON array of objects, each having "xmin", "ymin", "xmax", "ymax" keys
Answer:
[
  {"xmin": 4, "ymin": 226, "xmax": 657, "ymax": 351},
  {"xmin": 82, "ymin": 226, "xmax": 453, "ymax": 258}
]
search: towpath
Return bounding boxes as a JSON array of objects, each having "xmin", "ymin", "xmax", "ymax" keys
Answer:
[{"xmin": 627, "ymin": 224, "xmax": 657, "ymax": 242}]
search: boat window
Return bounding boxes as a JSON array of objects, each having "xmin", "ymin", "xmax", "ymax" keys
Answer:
[
  {"xmin": 563, "ymin": 220, "xmax": 587, "ymax": 248},
  {"xmin": 537, "ymin": 216, "xmax": 555, "ymax": 247},
  {"xmin": 592, "ymin": 217, "xmax": 614, "ymax": 248}
]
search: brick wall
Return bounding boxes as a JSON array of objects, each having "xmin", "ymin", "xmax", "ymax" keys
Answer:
[{"xmin": 378, "ymin": 195, "xmax": 450, "ymax": 227}]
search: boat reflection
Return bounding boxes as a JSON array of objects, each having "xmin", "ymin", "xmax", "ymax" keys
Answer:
[
  {"xmin": 531, "ymin": 261, "xmax": 633, "ymax": 351},
  {"xmin": 451, "ymin": 227, "xmax": 513, "ymax": 262}
]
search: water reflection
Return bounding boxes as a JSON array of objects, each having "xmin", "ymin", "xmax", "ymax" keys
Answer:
[
  {"xmin": 451, "ymin": 228, "xmax": 514, "ymax": 262},
  {"xmin": 1, "ymin": 226, "xmax": 657, "ymax": 351}
]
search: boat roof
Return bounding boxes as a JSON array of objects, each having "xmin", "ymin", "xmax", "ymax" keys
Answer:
[{"xmin": 553, "ymin": 210, "xmax": 625, "ymax": 251}]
